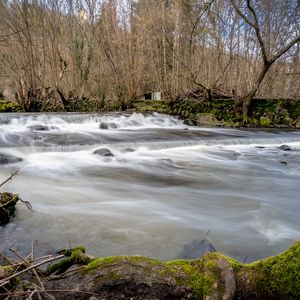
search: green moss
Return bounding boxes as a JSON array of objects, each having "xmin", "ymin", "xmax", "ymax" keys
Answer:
[
  {"xmin": 0, "ymin": 192, "xmax": 19, "ymax": 225},
  {"xmin": 46, "ymin": 246, "xmax": 90, "ymax": 275},
  {"xmin": 166, "ymin": 259, "xmax": 215, "ymax": 299},
  {"xmin": 244, "ymin": 241, "xmax": 300, "ymax": 299},
  {"xmin": 84, "ymin": 255, "xmax": 162, "ymax": 273}
]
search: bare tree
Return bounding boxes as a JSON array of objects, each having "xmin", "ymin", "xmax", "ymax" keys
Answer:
[{"xmin": 230, "ymin": 0, "xmax": 300, "ymax": 123}]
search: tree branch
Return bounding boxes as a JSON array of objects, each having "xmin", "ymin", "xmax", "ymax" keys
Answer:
[
  {"xmin": 270, "ymin": 35, "xmax": 300, "ymax": 64},
  {"xmin": 246, "ymin": 0, "xmax": 269, "ymax": 64}
]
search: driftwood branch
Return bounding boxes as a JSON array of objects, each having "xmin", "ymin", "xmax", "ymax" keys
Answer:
[{"xmin": 0, "ymin": 254, "xmax": 64, "ymax": 285}]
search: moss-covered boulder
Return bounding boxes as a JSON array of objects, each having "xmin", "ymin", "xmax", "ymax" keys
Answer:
[
  {"xmin": 10, "ymin": 241, "xmax": 291, "ymax": 299},
  {"xmin": 193, "ymin": 113, "xmax": 220, "ymax": 127},
  {"xmin": 0, "ymin": 192, "xmax": 20, "ymax": 225}
]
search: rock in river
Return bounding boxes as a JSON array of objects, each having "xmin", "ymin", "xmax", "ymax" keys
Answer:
[
  {"xmin": 279, "ymin": 144, "xmax": 292, "ymax": 151},
  {"xmin": 99, "ymin": 122, "xmax": 118, "ymax": 129},
  {"xmin": 0, "ymin": 153, "xmax": 23, "ymax": 165},
  {"xmin": 27, "ymin": 124, "xmax": 58, "ymax": 131},
  {"xmin": 93, "ymin": 148, "xmax": 114, "ymax": 157}
]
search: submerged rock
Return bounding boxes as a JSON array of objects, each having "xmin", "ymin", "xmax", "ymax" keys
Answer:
[
  {"xmin": 179, "ymin": 238, "xmax": 216, "ymax": 259},
  {"xmin": 0, "ymin": 153, "xmax": 23, "ymax": 165},
  {"xmin": 27, "ymin": 124, "xmax": 58, "ymax": 131},
  {"xmin": 99, "ymin": 122, "xmax": 118, "ymax": 129},
  {"xmin": 279, "ymin": 144, "xmax": 292, "ymax": 151},
  {"xmin": 124, "ymin": 148, "xmax": 135, "ymax": 152},
  {"xmin": 93, "ymin": 148, "xmax": 114, "ymax": 157}
]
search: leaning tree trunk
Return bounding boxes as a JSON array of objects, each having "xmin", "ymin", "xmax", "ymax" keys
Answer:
[{"xmin": 241, "ymin": 63, "xmax": 272, "ymax": 125}]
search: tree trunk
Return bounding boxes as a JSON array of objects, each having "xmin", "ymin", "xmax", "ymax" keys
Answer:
[
  {"xmin": 242, "ymin": 63, "xmax": 272, "ymax": 124},
  {"xmin": 242, "ymin": 91, "xmax": 256, "ymax": 125}
]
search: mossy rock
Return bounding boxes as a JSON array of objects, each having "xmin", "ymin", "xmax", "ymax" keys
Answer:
[
  {"xmin": 260, "ymin": 116, "xmax": 272, "ymax": 127},
  {"xmin": 194, "ymin": 113, "xmax": 220, "ymax": 126},
  {"xmin": 0, "ymin": 192, "xmax": 19, "ymax": 225},
  {"xmin": 2, "ymin": 241, "xmax": 299, "ymax": 299},
  {"xmin": 39, "ymin": 242, "xmax": 300, "ymax": 299}
]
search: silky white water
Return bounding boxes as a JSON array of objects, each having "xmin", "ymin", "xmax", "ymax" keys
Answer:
[{"xmin": 0, "ymin": 112, "xmax": 299, "ymax": 262}]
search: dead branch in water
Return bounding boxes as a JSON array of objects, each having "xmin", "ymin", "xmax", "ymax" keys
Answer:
[{"xmin": 0, "ymin": 171, "xmax": 19, "ymax": 188}]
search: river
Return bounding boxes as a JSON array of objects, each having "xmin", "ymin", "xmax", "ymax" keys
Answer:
[{"xmin": 0, "ymin": 112, "xmax": 299, "ymax": 262}]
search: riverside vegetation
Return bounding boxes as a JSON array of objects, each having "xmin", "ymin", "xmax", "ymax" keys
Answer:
[{"xmin": 1, "ymin": 96, "xmax": 300, "ymax": 129}]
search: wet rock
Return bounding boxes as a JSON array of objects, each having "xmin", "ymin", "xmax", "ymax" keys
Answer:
[
  {"xmin": 279, "ymin": 144, "xmax": 292, "ymax": 151},
  {"xmin": 93, "ymin": 148, "xmax": 114, "ymax": 157},
  {"xmin": 0, "ymin": 192, "xmax": 19, "ymax": 225},
  {"xmin": 99, "ymin": 122, "xmax": 118, "ymax": 129},
  {"xmin": 0, "ymin": 153, "xmax": 23, "ymax": 165},
  {"xmin": 124, "ymin": 148, "xmax": 135, "ymax": 152},
  {"xmin": 27, "ymin": 124, "xmax": 58, "ymax": 131},
  {"xmin": 183, "ymin": 119, "xmax": 194, "ymax": 126}
]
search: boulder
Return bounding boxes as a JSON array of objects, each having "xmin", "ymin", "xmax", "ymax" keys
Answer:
[
  {"xmin": 0, "ymin": 192, "xmax": 19, "ymax": 225},
  {"xmin": 93, "ymin": 148, "xmax": 114, "ymax": 157},
  {"xmin": 194, "ymin": 113, "xmax": 220, "ymax": 126},
  {"xmin": 279, "ymin": 144, "xmax": 292, "ymax": 151},
  {"xmin": 99, "ymin": 122, "xmax": 118, "ymax": 129},
  {"xmin": 183, "ymin": 119, "xmax": 195, "ymax": 126},
  {"xmin": 0, "ymin": 153, "xmax": 23, "ymax": 165}
]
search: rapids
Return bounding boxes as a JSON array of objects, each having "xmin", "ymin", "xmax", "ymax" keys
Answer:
[{"xmin": 0, "ymin": 112, "xmax": 299, "ymax": 262}]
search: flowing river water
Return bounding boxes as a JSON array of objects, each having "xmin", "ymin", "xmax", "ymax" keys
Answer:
[{"xmin": 0, "ymin": 112, "xmax": 300, "ymax": 262}]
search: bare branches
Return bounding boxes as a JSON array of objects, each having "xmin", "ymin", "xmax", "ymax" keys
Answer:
[
  {"xmin": 0, "ymin": 254, "xmax": 64, "ymax": 285},
  {"xmin": 271, "ymin": 35, "xmax": 300, "ymax": 64}
]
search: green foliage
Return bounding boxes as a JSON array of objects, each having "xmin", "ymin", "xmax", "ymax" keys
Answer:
[
  {"xmin": 260, "ymin": 116, "xmax": 272, "ymax": 127},
  {"xmin": 0, "ymin": 100, "xmax": 22, "ymax": 112}
]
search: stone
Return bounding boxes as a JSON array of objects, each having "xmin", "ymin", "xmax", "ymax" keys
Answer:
[
  {"xmin": 279, "ymin": 144, "xmax": 292, "ymax": 151},
  {"xmin": 124, "ymin": 148, "xmax": 135, "ymax": 152},
  {"xmin": 0, "ymin": 192, "xmax": 19, "ymax": 225},
  {"xmin": 0, "ymin": 153, "xmax": 23, "ymax": 165},
  {"xmin": 99, "ymin": 122, "xmax": 109, "ymax": 129},
  {"xmin": 195, "ymin": 113, "xmax": 219, "ymax": 126},
  {"xmin": 93, "ymin": 148, "xmax": 114, "ymax": 157},
  {"xmin": 27, "ymin": 124, "xmax": 58, "ymax": 131},
  {"xmin": 99, "ymin": 122, "xmax": 118, "ymax": 129},
  {"xmin": 183, "ymin": 119, "xmax": 194, "ymax": 126}
]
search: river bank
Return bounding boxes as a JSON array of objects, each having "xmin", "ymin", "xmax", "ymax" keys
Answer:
[{"xmin": 1, "ymin": 97, "xmax": 300, "ymax": 129}]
